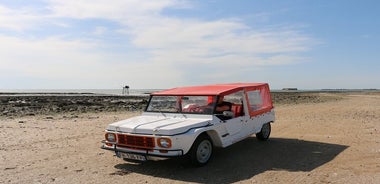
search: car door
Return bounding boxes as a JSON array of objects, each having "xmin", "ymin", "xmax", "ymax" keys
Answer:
[
  {"xmin": 222, "ymin": 90, "xmax": 245, "ymax": 137},
  {"xmin": 224, "ymin": 116, "xmax": 244, "ymax": 136}
]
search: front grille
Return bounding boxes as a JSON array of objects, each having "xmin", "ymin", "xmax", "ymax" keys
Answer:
[{"xmin": 117, "ymin": 134, "xmax": 155, "ymax": 149}]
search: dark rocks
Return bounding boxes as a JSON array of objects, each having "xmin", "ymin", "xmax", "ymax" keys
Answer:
[
  {"xmin": 0, "ymin": 93, "xmax": 342, "ymax": 118},
  {"xmin": 0, "ymin": 95, "xmax": 148, "ymax": 117},
  {"xmin": 270, "ymin": 92, "xmax": 342, "ymax": 105}
]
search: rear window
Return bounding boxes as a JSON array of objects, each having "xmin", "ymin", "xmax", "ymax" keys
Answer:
[
  {"xmin": 247, "ymin": 90, "xmax": 264, "ymax": 110},
  {"xmin": 245, "ymin": 84, "xmax": 273, "ymax": 116}
]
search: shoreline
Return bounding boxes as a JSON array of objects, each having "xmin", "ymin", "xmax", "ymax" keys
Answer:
[{"xmin": 0, "ymin": 93, "xmax": 150, "ymax": 97}]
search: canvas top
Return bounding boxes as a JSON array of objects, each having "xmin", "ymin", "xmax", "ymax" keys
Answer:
[{"xmin": 152, "ymin": 83, "xmax": 268, "ymax": 96}]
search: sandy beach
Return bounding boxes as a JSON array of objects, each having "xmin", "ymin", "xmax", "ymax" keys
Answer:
[{"xmin": 1, "ymin": 92, "xmax": 379, "ymax": 183}]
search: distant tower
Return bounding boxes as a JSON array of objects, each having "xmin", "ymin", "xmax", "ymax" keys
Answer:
[{"xmin": 122, "ymin": 85, "xmax": 130, "ymax": 95}]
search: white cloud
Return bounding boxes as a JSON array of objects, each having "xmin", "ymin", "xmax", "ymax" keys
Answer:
[
  {"xmin": 0, "ymin": 5, "xmax": 42, "ymax": 31},
  {"xmin": 44, "ymin": 0, "xmax": 313, "ymax": 58},
  {"xmin": 0, "ymin": 35, "xmax": 182, "ymax": 88},
  {"xmin": 128, "ymin": 18, "xmax": 312, "ymax": 71},
  {"xmin": 46, "ymin": 0, "xmax": 188, "ymax": 20},
  {"xmin": 92, "ymin": 26, "xmax": 108, "ymax": 35},
  {"xmin": 0, "ymin": 0, "xmax": 316, "ymax": 88}
]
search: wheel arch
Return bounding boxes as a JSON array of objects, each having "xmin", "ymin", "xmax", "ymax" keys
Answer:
[
  {"xmin": 188, "ymin": 131, "xmax": 215, "ymax": 166},
  {"xmin": 203, "ymin": 130, "xmax": 223, "ymax": 147}
]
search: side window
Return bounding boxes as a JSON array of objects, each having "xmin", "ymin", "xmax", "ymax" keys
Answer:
[
  {"xmin": 224, "ymin": 91, "xmax": 244, "ymax": 117},
  {"xmin": 224, "ymin": 91, "xmax": 243, "ymax": 105},
  {"xmin": 247, "ymin": 90, "xmax": 263, "ymax": 111}
]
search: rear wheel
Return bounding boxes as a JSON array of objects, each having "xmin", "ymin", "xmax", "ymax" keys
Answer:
[
  {"xmin": 188, "ymin": 134, "xmax": 213, "ymax": 167},
  {"xmin": 256, "ymin": 122, "xmax": 271, "ymax": 141}
]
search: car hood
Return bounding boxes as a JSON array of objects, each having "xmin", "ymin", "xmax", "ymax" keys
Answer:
[{"xmin": 106, "ymin": 112, "xmax": 212, "ymax": 135}]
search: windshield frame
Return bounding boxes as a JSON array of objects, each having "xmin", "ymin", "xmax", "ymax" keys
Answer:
[{"xmin": 145, "ymin": 95, "xmax": 217, "ymax": 115}]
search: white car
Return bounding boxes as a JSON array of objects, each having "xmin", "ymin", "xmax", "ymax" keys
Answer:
[{"xmin": 102, "ymin": 83, "xmax": 275, "ymax": 166}]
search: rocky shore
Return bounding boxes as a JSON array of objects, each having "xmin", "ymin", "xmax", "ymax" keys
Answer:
[
  {"xmin": 0, "ymin": 92, "xmax": 343, "ymax": 118},
  {"xmin": 0, "ymin": 95, "xmax": 147, "ymax": 117}
]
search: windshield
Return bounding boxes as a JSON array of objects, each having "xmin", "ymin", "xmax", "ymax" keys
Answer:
[{"xmin": 146, "ymin": 95, "xmax": 216, "ymax": 114}]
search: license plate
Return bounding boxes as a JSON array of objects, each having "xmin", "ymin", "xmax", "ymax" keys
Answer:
[{"xmin": 119, "ymin": 152, "xmax": 147, "ymax": 161}]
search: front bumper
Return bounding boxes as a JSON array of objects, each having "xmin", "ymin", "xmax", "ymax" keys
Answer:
[{"xmin": 101, "ymin": 143, "xmax": 185, "ymax": 161}]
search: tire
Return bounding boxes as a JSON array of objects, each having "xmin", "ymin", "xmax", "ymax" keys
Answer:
[
  {"xmin": 188, "ymin": 134, "xmax": 213, "ymax": 167},
  {"xmin": 256, "ymin": 122, "xmax": 271, "ymax": 141}
]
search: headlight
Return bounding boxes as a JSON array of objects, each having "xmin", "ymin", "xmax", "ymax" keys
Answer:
[
  {"xmin": 157, "ymin": 138, "xmax": 172, "ymax": 148},
  {"xmin": 105, "ymin": 133, "xmax": 116, "ymax": 142}
]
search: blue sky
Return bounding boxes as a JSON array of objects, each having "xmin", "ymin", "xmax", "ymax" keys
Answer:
[{"xmin": 0, "ymin": 0, "xmax": 379, "ymax": 89}]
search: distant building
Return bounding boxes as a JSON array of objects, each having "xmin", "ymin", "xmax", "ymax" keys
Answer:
[
  {"xmin": 122, "ymin": 85, "xmax": 130, "ymax": 95},
  {"xmin": 282, "ymin": 88, "xmax": 298, "ymax": 91}
]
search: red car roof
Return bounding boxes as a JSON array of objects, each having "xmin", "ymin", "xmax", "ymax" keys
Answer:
[{"xmin": 152, "ymin": 83, "xmax": 268, "ymax": 96}]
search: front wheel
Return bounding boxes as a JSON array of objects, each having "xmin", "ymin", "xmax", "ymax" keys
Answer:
[
  {"xmin": 188, "ymin": 134, "xmax": 213, "ymax": 167},
  {"xmin": 256, "ymin": 122, "xmax": 271, "ymax": 141}
]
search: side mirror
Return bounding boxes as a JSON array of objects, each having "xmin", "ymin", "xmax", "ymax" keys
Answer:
[{"xmin": 223, "ymin": 111, "xmax": 234, "ymax": 117}]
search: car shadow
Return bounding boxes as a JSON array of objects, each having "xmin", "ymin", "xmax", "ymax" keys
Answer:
[{"xmin": 112, "ymin": 137, "xmax": 348, "ymax": 183}]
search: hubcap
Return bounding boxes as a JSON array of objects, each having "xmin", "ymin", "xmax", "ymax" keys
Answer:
[{"xmin": 196, "ymin": 140, "xmax": 212, "ymax": 163}]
